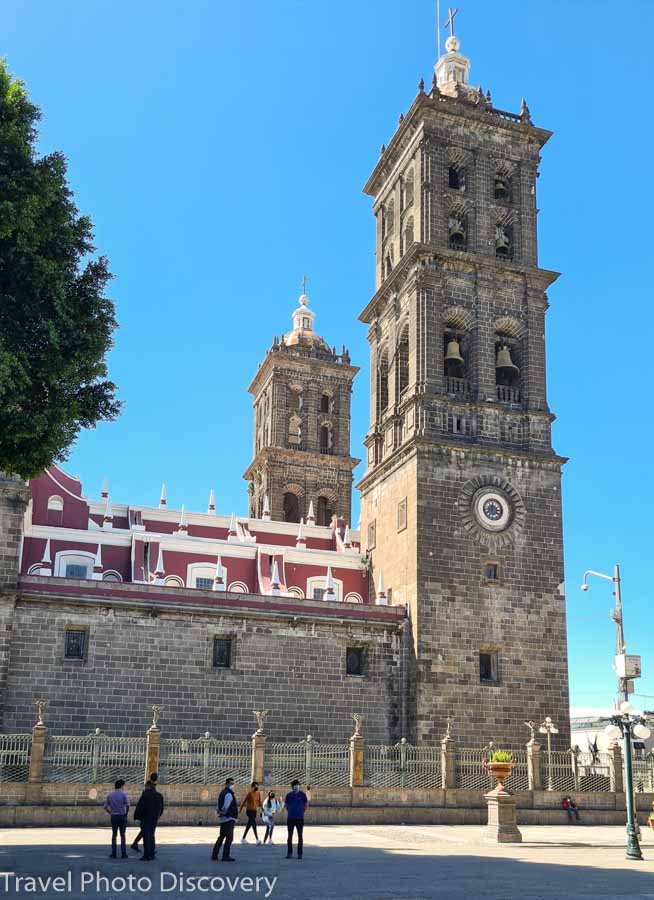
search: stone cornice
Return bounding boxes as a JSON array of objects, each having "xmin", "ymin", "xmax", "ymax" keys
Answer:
[
  {"xmin": 247, "ymin": 349, "xmax": 359, "ymax": 396},
  {"xmin": 243, "ymin": 446, "xmax": 361, "ymax": 481},
  {"xmin": 358, "ymin": 244, "xmax": 560, "ymax": 324}
]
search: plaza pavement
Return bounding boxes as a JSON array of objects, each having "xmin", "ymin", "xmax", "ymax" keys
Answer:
[{"xmin": 0, "ymin": 824, "xmax": 653, "ymax": 899}]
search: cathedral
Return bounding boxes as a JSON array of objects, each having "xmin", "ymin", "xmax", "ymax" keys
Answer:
[{"xmin": 0, "ymin": 21, "xmax": 570, "ymax": 748}]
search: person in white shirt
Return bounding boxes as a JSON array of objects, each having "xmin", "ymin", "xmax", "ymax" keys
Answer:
[{"xmin": 261, "ymin": 790, "xmax": 283, "ymax": 844}]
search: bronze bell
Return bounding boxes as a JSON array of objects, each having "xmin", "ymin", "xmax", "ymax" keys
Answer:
[
  {"xmin": 495, "ymin": 176, "xmax": 508, "ymax": 197},
  {"xmin": 496, "ymin": 345, "xmax": 519, "ymax": 374},
  {"xmin": 444, "ymin": 338, "xmax": 464, "ymax": 365}
]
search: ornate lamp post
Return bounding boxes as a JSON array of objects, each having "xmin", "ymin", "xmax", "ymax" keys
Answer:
[
  {"xmin": 605, "ymin": 702, "xmax": 651, "ymax": 861},
  {"xmin": 538, "ymin": 717, "xmax": 559, "ymax": 791}
]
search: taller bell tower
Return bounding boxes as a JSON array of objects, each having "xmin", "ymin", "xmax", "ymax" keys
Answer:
[{"xmin": 358, "ymin": 23, "xmax": 570, "ymax": 747}]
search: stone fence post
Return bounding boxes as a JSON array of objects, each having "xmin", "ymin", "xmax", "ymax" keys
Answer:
[
  {"xmin": 251, "ymin": 710, "xmax": 268, "ymax": 784},
  {"xmin": 526, "ymin": 740, "xmax": 542, "ymax": 791},
  {"xmin": 441, "ymin": 733, "xmax": 457, "ymax": 789},
  {"xmin": 28, "ymin": 722, "xmax": 47, "ymax": 784},
  {"xmin": 349, "ymin": 714, "xmax": 364, "ymax": 787},
  {"xmin": 609, "ymin": 742, "xmax": 624, "ymax": 793},
  {"xmin": 144, "ymin": 706, "xmax": 161, "ymax": 783}
]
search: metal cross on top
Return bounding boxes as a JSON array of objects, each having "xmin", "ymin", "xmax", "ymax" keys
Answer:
[
  {"xmin": 444, "ymin": 6, "xmax": 459, "ymax": 37},
  {"xmin": 301, "ymin": 274, "xmax": 308, "ymax": 295}
]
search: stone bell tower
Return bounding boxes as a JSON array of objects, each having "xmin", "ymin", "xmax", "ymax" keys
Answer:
[
  {"xmin": 244, "ymin": 285, "xmax": 359, "ymax": 526},
  {"xmin": 358, "ymin": 20, "xmax": 570, "ymax": 748}
]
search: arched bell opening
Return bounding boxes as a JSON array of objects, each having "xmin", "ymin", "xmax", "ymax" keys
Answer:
[
  {"xmin": 283, "ymin": 492, "xmax": 301, "ymax": 524},
  {"xmin": 316, "ymin": 495, "xmax": 334, "ymax": 527},
  {"xmin": 448, "ymin": 213, "xmax": 467, "ymax": 251},
  {"xmin": 376, "ymin": 348, "xmax": 389, "ymax": 420},
  {"xmin": 443, "ymin": 329, "xmax": 469, "ymax": 397},
  {"xmin": 495, "ymin": 222, "xmax": 513, "ymax": 260},
  {"xmin": 494, "ymin": 335, "xmax": 522, "ymax": 401},
  {"xmin": 396, "ymin": 326, "xmax": 410, "ymax": 397},
  {"xmin": 448, "ymin": 165, "xmax": 465, "ymax": 191},
  {"xmin": 494, "ymin": 173, "xmax": 511, "ymax": 201}
]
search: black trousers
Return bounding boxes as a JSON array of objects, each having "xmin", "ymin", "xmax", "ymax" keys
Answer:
[
  {"xmin": 287, "ymin": 818, "xmax": 304, "ymax": 857},
  {"xmin": 110, "ymin": 814, "xmax": 127, "ymax": 855},
  {"xmin": 242, "ymin": 810, "xmax": 259, "ymax": 840},
  {"xmin": 140, "ymin": 819, "xmax": 157, "ymax": 860},
  {"xmin": 212, "ymin": 820, "xmax": 235, "ymax": 860}
]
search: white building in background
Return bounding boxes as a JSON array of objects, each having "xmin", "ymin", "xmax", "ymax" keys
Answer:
[{"xmin": 571, "ymin": 708, "xmax": 654, "ymax": 756}]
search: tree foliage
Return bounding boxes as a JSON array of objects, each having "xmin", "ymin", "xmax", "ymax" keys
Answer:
[{"xmin": 0, "ymin": 59, "xmax": 120, "ymax": 478}]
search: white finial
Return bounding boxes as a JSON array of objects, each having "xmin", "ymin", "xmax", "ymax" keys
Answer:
[
  {"xmin": 376, "ymin": 572, "xmax": 388, "ymax": 605},
  {"xmin": 270, "ymin": 559, "xmax": 281, "ymax": 595},
  {"xmin": 228, "ymin": 512, "xmax": 238, "ymax": 540},
  {"xmin": 153, "ymin": 545, "xmax": 165, "ymax": 584},
  {"xmin": 307, "ymin": 501, "xmax": 315, "ymax": 525},
  {"xmin": 103, "ymin": 495, "xmax": 113, "ymax": 528},
  {"xmin": 178, "ymin": 505, "xmax": 188, "ymax": 533},
  {"xmin": 323, "ymin": 565, "xmax": 336, "ymax": 600},
  {"xmin": 41, "ymin": 539, "xmax": 52, "ymax": 566},
  {"xmin": 159, "ymin": 483, "xmax": 167, "ymax": 509},
  {"xmin": 262, "ymin": 495, "xmax": 271, "ymax": 521},
  {"xmin": 213, "ymin": 556, "xmax": 225, "ymax": 591},
  {"xmin": 296, "ymin": 517, "xmax": 306, "ymax": 547},
  {"xmin": 208, "ymin": 489, "xmax": 216, "ymax": 515},
  {"xmin": 101, "ymin": 477, "xmax": 109, "ymax": 499},
  {"xmin": 343, "ymin": 526, "xmax": 351, "ymax": 548},
  {"xmin": 93, "ymin": 543, "xmax": 103, "ymax": 578}
]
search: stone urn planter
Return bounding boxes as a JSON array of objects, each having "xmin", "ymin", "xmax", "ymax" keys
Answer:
[
  {"xmin": 484, "ymin": 759, "xmax": 515, "ymax": 791},
  {"xmin": 482, "ymin": 754, "xmax": 522, "ymax": 844}
]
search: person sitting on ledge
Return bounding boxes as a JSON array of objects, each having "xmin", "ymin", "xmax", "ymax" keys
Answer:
[{"xmin": 562, "ymin": 795, "xmax": 581, "ymax": 822}]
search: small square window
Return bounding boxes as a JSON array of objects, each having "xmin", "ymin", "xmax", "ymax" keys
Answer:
[
  {"xmin": 480, "ymin": 651, "xmax": 499, "ymax": 684},
  {"xmin": 346, "ymin": 647, "xmax": 366, "ymax": 676},
  {"xmin": 312, "ymin": 587, "xmax": 324, "ymax": 601},
  {"xmin": 367, "ymin": 520, "xmax": 377, "ymax": 551},
  {"xmin": 397, "ymin": 498, "xmax": 407, "ymax": 532},
  {"xmin": 64, "ymin": 629, "xmax": 87, "ymax": 661},
  {"xmin": 195, "ymin": 577, "xmax": 213, "ymax": 590},
  {"xmin": 65, "ymin": 564, "xmax": 88, "ymax": 579},
  {"xmin": 212, "ymin": 638, "xmax": 232, "ymax": 668},
  {"xmin": 484, "ymin": 563, "xmax": 500, "ymax": 582}
]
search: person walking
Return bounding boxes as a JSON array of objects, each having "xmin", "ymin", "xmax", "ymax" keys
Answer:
[
  {"xmin": 104, "ymin": 779, "xmax": 130, "ymax": 859},
  {"xmin": 261, "ymin": 791, "xmax": 282, "ymax": 845},
  {"xmin": 284, "ymin": 779, "xmax": 308, "ymax": 859},
  {"xmin": 131, "ymin": 772, "xmax": 163, "ymax": 853},
  {"xmin": 240, "ymin": 781, "xmax": 263, "ymax": 845},
  {"xmin": 134, "ymin": 773, "xmax": 164, "ymax": 861},
  {"xmin": 211, "ymin": 778, "xmax": 238, "ymax": 862}
]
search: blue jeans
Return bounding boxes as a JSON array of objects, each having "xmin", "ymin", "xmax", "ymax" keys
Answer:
[{"xmin": 110, "ymin": 814, "xmax": 127, "ymax": 855}]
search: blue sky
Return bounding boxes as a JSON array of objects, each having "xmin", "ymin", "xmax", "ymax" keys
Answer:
[{"xmin": 4, "ymin": 0, "xmax": 653, "ymax": 714}]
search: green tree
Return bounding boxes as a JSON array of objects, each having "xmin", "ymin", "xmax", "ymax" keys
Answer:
[{"xmin": 0, "ymin": 59, "xmax": 120, "ymax": 478}]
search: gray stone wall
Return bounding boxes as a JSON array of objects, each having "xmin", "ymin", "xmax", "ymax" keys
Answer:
[
  {"xmin": 0, "ymin": 474, "xmax": 30, "ymax": 588},
  {"xmin": 1, "ymin": 592, "xmax": 404, "ymax": 742}
]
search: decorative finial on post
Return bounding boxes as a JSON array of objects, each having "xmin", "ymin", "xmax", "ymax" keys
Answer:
[
  {"xmin": 418, "ymin": 77, "xmax": 425, "ymax": 94},
  {"xmin": 35, "ymin": 698, "xmax": 47, "ymax": 726},
  {"xmin": 253, "ymin": 709, "xmax": 269, "ymax": 735},
  {"xmin": 520, "ymin": 98, "xmax": 532, "ymax": 124},
  {"xmin": 151, "ymin": 705, "xmax": 161, "ymax": 729},
  {"xmin": 444, "ymin": 715, "xmax": 453, "ymax": 740},
  {"xmin": 352, "ymin": 713, "xmax": 363, "ymax": 737},
  {"xmin": 524, "ymin": 720, "xmax": 537, "ymax": 744}
]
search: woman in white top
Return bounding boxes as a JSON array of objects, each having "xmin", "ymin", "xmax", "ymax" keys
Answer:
[{"xmin": 261, "ymin": 791, "xmax": 283, "ymax": 844}]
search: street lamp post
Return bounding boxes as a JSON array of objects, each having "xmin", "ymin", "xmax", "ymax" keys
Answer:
[
  {"xmin": 538, "ymin": 716, "xmax": 559, "ymax": 791},
  {"xmin": 605, "ymin": 704, "xmax": 651, "ymax": 861},
  {"xmin": 581, "ymin": 563, "xmax": 649, "ymax": 860}
]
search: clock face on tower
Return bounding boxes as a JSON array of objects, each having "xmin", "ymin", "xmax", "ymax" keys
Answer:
[{"xmin": 474, "ymin": 490, "xmax": 512, "ymax": 532}]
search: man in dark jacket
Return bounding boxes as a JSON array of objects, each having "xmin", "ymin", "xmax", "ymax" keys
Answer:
[
  {"xmin": 211, "ymin": 778, "xmax": 238, "ymax": 862},
  {"xmin": 134, "ymin": 773, "xmax": 164, "ymax": 861}
]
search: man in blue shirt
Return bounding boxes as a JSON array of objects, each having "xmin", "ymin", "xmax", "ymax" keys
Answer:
[{"xmin": 284, "ymin": 780, "xmax": 308, "ymax": 859}]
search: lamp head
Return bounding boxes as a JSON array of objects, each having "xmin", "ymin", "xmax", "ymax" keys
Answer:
[{"xmin": 580, "ymin": 583, "xmax": 589, "ymax": 592}]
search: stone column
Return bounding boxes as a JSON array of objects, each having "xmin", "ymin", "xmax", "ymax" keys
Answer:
[
  {"xmin": 526, "ymin": 739, "xmax": 542, "ymax": 791},
  {"xmin": 251, "ymin": 710, "xmax": 268, "ymax": 784},
  {"xmin": 441, "ymin": 733, "xmax": 457, "ymax": 789},
  {"xmin": 484, "ymin": 781, "xmax": 523, "ymax": 844},
  {"xmin": 28, "ymin": 724, "xmax": 47, "ymax": 783},
  {"xmin": 349, "ymin": 714, "xmax": 364, "ymax": 788},
  {"xmin": 609, "ymin": 742, "xmax": 624, "ymax": 794},
  {"xmin": 144, "ymin": 706, "xmax": 161, "ymax": 784}
]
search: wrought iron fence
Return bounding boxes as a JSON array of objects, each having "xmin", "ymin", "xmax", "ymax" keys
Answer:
[
  {"xmin": 632, "ymin": 753, "xmax": 654, "ymax": 794},
  {"xmin": 455, "ymin": 748, "xmax": 493, "ymax": 791},
  {"xmin": 509, "ymin": 750, "xmax": 529, "ymax": 791},
  {"xmin": 0, "ymin": 733, "xmax": 31, "ymax": 783},
  {"xmin": 159, "ymin": 738, "xmax": 251, "ymax": 785},
  {"xmin": 575, "ymin": 751, "xmax": 611, "ymax": 792},
  {"xmin": 265, "ymin": 737, "xmax": 348, "ymax": 787},
  {"xmin": 42, "ymin": 734, "xmax": 146, "ymax": 784},
  {"xmin": 364, "ymin": 741, "xmax": 441, "ymax": 789},
  {"xmin": 547, "ymin": 750, "xmax": 576, "ymax": 791}
]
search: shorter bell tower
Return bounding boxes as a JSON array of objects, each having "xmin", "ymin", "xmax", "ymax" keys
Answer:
[{"xmin": 244, "ymin": 286, "xmax": 359, "ymax": 526}]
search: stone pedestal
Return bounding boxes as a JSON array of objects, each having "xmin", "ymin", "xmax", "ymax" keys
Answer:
[
  {"xmin": 484, "ymin": 785, "xmax": 522, "ymax": 843},
  {"xmin": 145, "ymin": 726, "xmax": 160, "ymax": 784},
  {"xmin": 349, "ymin": 734, "xmax": 364, "ymax": 787},
  {"xmin": 251, "ymin": 732, "xmax": 266, "ymax": 784}
]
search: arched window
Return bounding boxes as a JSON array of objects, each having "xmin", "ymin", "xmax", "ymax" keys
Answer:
[
  {"xmin": 403, "ymin": 170, "xmax": 414, "ymax": 208},
  {"xmin": 289, "ymin": 389, "xmax": 302, "ymax": 411},
  {"xmin": 320, "ymin": 393, "xmax": 331, "ymax": 414},
  {"xmin": 377, "ymin": 349, "xmax": 389, "ymax": 419},
  {"xmin": 283, "ymin": 492, "xmax": 300, "ymax": 523},
  {"xmin": 316, "ymin": 496, "xmax": 334, "ymax": 527},
  {"xmin": 448, "ymin": 165, "xmax": 465, "ymax": 191},
  {"xmin": 403, "ymin": 216, "xmax": 414, "ymax": 252},
  {"xmin": 495, "ymin": 222, "xmax": 513, "ymax": 260},
  {"xmin": 397, "ymin": 327, "xmax": 409, "ymax": 396},
  {"xmin": 385, "ymin": 253, "xmax": 393, "ymax": 279},
  {"xmin": 288, "ymin": 414, "xmax": 302, "ymax": 447},
  {"xmin": 47, "ymin": 495, "xmax": 64, "ymax": 527},
  {"xmin": 494, "ymin": 172, "xmax": 511, "ymax": 200},
  {"xmin": 319, "ymin": 424, "xmax": 333, "ymax": 454},
  {"xmin": 386, "ymin": 199, "xmax": 395, "ymax": 236},
  {"xmin": 495, "ymin": 335, "xmax": 521, "ymax": 398},
  {"xmin": 448, "ymin": 213, "xmax": 467, "ymax": 250}
]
